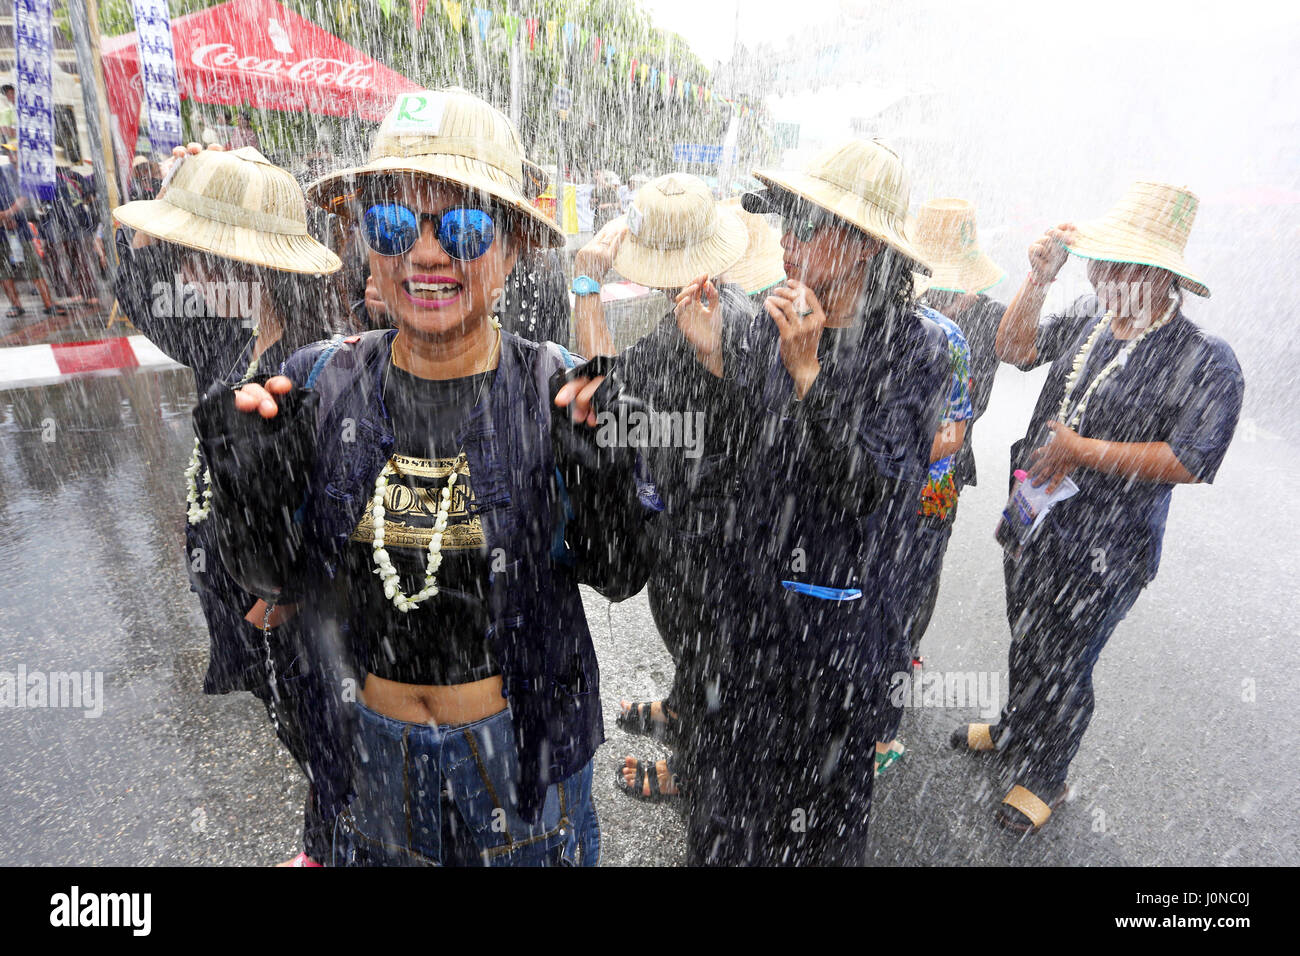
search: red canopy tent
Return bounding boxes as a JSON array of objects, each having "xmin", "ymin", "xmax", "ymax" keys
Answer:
[{"xmin": 102, "ymin": 0, "xmax": 419, "ymax": 163}]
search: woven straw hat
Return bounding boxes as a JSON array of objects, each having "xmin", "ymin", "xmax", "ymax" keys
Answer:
[
  {"xmin": 752, "ymin": 139, "xmax": 931, "ymax": 275},
  {"xmin": 718, "ymin": 197, "xmax": 786, "ymax": 295},
  {"xmin": 1065, "ymin": 181, "xmax": 1209, "ymax": 297},
  {"xmin": 113, "ymin": 147, "xmax": 341, "ymax": 275},
  {"xmin": 909, "ymin": 198, "xmax": 1004, "ymax": 294},
  {"xmin": 307, "ymin": 88, "xmax": 563, "ymax": 248},
  {"xmin": 611, "ymin": 173, "xmax": 748, "ymax": 289}
]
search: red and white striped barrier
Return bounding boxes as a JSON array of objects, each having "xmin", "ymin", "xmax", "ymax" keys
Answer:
[{"xmin": 0, "ymin": 335, "xmax": 183, "ymax": 391}]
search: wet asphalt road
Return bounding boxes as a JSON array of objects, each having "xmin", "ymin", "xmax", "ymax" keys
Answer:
[{"xmin": 1, "ymin": 355, "xmax": 1296, "ymax": 867}]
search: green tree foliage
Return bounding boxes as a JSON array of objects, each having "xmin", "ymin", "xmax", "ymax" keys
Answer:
[{"xmin": 97, "ymin": 0, "xmax": 773, "ymax": 180}]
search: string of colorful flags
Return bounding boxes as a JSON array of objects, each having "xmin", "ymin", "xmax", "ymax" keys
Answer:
[{"xmin": 380, "ymin": 0, "xmax": 758, "ymax": 118}]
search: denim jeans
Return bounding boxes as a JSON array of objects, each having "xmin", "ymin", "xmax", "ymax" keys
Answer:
[{"xmin": 332, "ymin": 701, "xmax": 599, "ymax": 866}]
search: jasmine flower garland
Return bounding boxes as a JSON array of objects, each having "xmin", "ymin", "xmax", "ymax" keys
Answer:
[
  {"xmin": 1057, "ymin": 301, "xmax": 1176, "ymax": 430},
  {"xmin": 186, "ymin": 327, "xmax": 262, "ymax": 525},
  {"xmin": 370, "ymin": 316, "xmax": 502, "ymax": 613}
]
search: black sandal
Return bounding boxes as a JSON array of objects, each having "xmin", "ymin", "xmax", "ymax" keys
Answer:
[
  {"xmin": 616, "ymin": 756, "xmax": 682, "ymax": 804},
  {"xmin": 616, "ymin": 700, "xmax": 679, "ymax": 740},
  {"xmin": 5, "ymin": 306, "xmax": 24, "ymax": 317}
]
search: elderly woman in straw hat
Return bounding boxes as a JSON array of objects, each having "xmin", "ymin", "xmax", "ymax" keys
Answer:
[
  {"xmin": 112, "ymin": 142, "xmax": 343, "ymax": 866},
  {"xmin": 954, "ymin": 182, "xmax": 1244, "ymax": 833},
  {"xmin": 568, "ymin": 173, "xmax": 777, "ymax": 805},
  {"xmin": 873, "ymin": 198, "xmax": 1005, "ymax": 776},
  {"xmin": 195, "ymin": 88, "xmax": 656, "ymax": 866},
  {"xmin": 605, "ymin": 139, "xmax": 950, "ymax": 864}
]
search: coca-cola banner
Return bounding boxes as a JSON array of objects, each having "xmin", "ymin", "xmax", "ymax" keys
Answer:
[
  {"xmin": 101, "ymin": 0, "xmax": 420, "ymax": 161},
  {"xmin": 132, "ymin": 0, "xmax": 184, "ymax": 153},
  {"xmin": 13, "ymin": 0, "xmax": 54, "ymax": 201}
]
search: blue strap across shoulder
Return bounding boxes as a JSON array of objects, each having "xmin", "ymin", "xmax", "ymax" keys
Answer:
[{"xmin": 304, "ymin": 334, "xmax": 347, "ymax": 388}]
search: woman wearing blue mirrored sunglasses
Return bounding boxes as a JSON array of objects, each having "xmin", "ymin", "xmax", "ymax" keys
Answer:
[{"xmin": 193, "ymin": 88, "xmax": 659, "ymax": 867}]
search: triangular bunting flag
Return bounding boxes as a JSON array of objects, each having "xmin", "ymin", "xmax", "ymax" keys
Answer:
[{"xmin": 442, "ymin": 0, "xmax": 462, "ymax": 32}]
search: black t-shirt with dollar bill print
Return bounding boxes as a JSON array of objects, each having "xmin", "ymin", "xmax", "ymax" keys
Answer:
[{"xmin": 342, "ymin": 364, "xmax": 498, "ymax": 686}]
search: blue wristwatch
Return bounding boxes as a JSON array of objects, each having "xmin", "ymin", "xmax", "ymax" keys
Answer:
[{"xmin": 571, "ymin": 275, "xmax": 601, "ymax": 296}]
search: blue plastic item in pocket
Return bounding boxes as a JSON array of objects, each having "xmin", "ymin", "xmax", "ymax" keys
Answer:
[{"xmin": 781, "ymin": 581, "xmax": 863, "ymax": 601}]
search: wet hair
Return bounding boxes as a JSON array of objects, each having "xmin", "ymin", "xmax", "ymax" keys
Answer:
[
  {"xmin": 858, "ymin": 237, "xmax": 917, "ymax": 319},
  {"xmin": 249, "ymin": 264, "xmax": 344, "ymax": 350},
  {"xmin": 171, "ymin": 245, "xmax": 341, "ymax": 348}
]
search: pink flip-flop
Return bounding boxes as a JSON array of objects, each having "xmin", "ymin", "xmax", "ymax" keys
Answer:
[{"xmin": 278, "ymin": 852, "xmax": 322, "ymax": 867}]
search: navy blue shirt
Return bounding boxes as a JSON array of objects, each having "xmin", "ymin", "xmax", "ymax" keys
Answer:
[
  {"xmin": 723, "ymin": 302, "xmax": 950, "ymax": 667},
  {"xmin": 1015, "ymin": 296, "xmax": 1244, "ymax": 582}
]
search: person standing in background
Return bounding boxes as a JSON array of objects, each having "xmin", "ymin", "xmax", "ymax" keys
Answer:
[
  {"xmin": 912, "ymin": 199, "xmax": 1008, "ymax": 494},
  {"xmin": 0, "ymin": 142, "xmax": 60, "ymax": 317},
  {"xmin": 113, "ymin": 143, "xmax": 343, "ymax": 865},
  {"xmin": 873, "ymin": 199, "xmax": 1005, "ymax": 774},
  {"xmin": 592, "ymin": 170, "xmax": 622, "ymax": 232},
  {"xmin": 226, "ymin": 110, "xmax": 261, "ymax": 151},
  {"xmin": 957, "ymin": 183, "xmax": 1243, "ymax": 833},
  {"xmin": 128, "ymin": 156, "xmax": 162, "ymax": 202}
]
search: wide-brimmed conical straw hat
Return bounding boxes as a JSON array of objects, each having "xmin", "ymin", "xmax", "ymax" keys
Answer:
[
  {"xmin": 718, "ymin": 197, "xmax": 786, "ymax": 295},
  {"xmin": 611, "ymin": 173, "xmax": 748, "ymax": 289},
  {"xmin": 909, "ymin": 198, "xmax": 1004, "ymax": 294},
  {"xmin": 1065, "ymin": 181, "xmax": 1209, "ymax": 297},
  {"xmin": 307, "ymin": 88, "xmax": 563, "ymax": 248},
  {"xmin": 113, "ymin": 147, "xmax": 341, "ymax": 275},
  {"xmin": 752, "ymin": 139, "xmax": 931, "ymax": 275}
]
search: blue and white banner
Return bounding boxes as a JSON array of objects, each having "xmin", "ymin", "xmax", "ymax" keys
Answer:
[
  {"xmin": 132, "ymin": 0, "xmax": 183, "ymax": 153},
  {"xmin": 13, "ymin": 0, "xmax": 55, "ymax": 201}
]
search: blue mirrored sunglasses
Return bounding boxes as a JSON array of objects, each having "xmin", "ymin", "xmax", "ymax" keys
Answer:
[{"xmin": 360, "ymin": 203, "xmax": 497, "ymax": 260}]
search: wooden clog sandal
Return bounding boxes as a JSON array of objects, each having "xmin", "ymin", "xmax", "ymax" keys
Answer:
[
  {"xmin": 996, "ymin": 783, "xmax": 1070, "ymax": 833},
  {"xmin": 950, "ymin": 722, "xmax": 1001, "ymax": 753}
]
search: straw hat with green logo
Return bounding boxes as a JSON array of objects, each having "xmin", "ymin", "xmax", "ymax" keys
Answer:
[
  {"xmin": 307, "ymin": 87, "xmax": 563, "ymax": 248},
  {"xmin": 112, "ymin": 147, "xmax": 341, "ymax": 275},
  {"xmin": 910, "ymin": 198, "xmax": 1004, "ymax": 294},
  {"xmin": 611, "ymin": 173, "xmax": 748, "ymax": 289},
  {"xmin": 1065, "ymin": 181, "xmax": 1209, "ymax": 297},
  {"xmin": 751, "ymin": 138, "xmax": 932, "ymax": 275}
]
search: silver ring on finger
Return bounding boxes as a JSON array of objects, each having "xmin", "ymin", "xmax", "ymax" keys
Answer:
[{"xmin": 797, "ymin": 308, "xmax": 814, "ymax": 318}]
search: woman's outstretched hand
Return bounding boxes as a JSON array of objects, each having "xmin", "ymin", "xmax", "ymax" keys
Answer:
[
  {"xmin": 233, "ymin": 375, "xmax": 294, "ymax": 419},
  {"xmin": 765, "ymin": 279, "xmax": 826, "ymax": 398},
  {"xmin": 554, "ymin": 375, "xmax": 607, "ymax": 428}
]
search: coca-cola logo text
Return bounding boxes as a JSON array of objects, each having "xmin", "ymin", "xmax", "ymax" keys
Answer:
[{"xmin": 190, "ymin": 43, "xmax": 374, "ymax": 89}]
